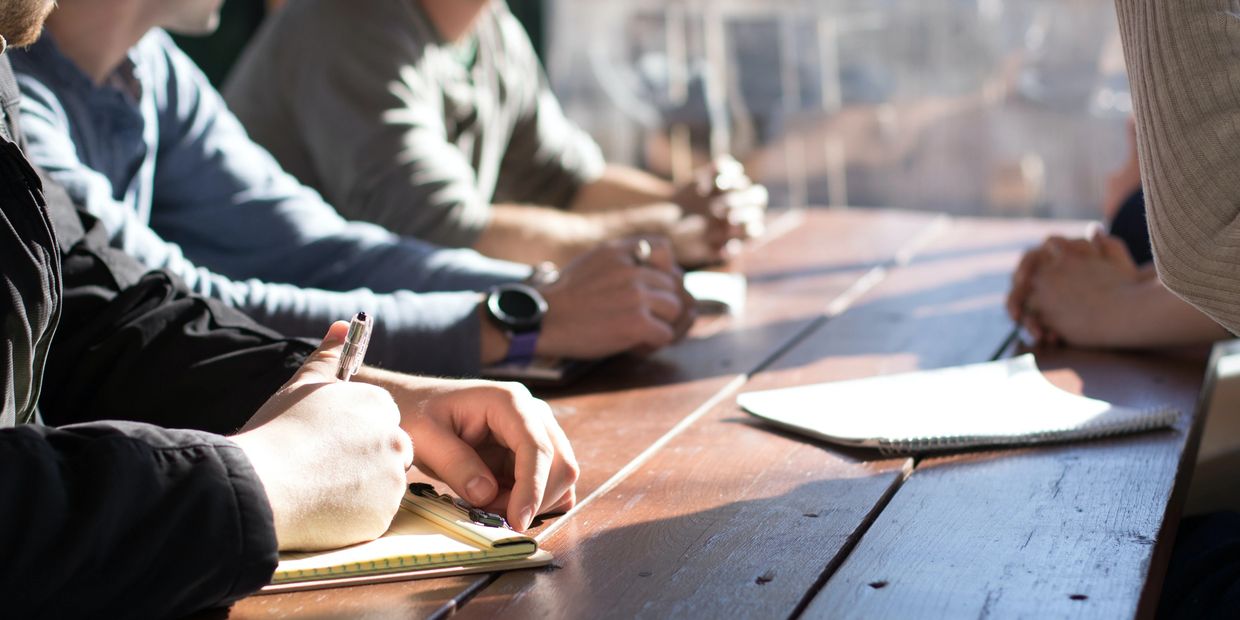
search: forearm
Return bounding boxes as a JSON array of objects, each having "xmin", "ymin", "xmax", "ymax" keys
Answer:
[
  {"xmin": 240, "ymin": 286, "xmax": 496, "ymax": 378},
  {"xmin": 1114, "ymin": 0, "xmax": 1240, "ymax": 333},
  {"xmin": 45, "ymin": 230, "xmax": 312, "ymax": 433},
  {"xmin": 570, "ymin": 165, "xmax": 677, "ymax": 213},
  {"xmin": 1108, "ymin": 279, "xmax": 1230, "ymax": 348},
  {"xmin": 475, "ymin": 202, "xmax": 680, "ymax": 265}
]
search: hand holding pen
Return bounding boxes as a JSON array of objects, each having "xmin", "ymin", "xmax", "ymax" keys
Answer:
[{"xmin": 232, "ymin": 319, "xmax": 412, "ymax": 550}]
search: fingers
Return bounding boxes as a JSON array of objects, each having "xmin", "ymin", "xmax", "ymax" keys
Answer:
[
  {"xmin": 636, "ymin": 268, "xmax": 686, "ymax": 323},
  {"xmin": 413, "ymin": 424, "xmax": 500, "ymax": 507},
  {"xmin": 671, "ymin": 284, "xmax": 698, "ymax": 342},
  {"xmin": 538, "ymin": 402, "xmax": 579, "ymax": 515},
  {"xmin": 630, "ymin": 308, "xmax": 679, "ymax": 351},
  {"xmin": 1094, "ymin": 232, "xmax": 1139, "ymax": 270},
  {"xmin": 626, "ymin": 245, "xmax": 693, "ymax": 342},
  {"xmin": 289, "ymin": 321, "xmax": 350, "ymax": 386},
  {"xmin": 629, "ymin": 236, "xmax": 677, "ymax": 273},
  {"xmin": 498, "ymin": 402, "xmax": 554, "ymax": 531},
  {"xmin": 417, "ymin": 384, "xmax": 580, "ymax": 532},
  {"xmin": 1008, "ymin": 249, "xmax": 1040, "ymax": 321}
]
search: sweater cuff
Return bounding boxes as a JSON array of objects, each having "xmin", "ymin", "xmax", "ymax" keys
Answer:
[{"xmin": 370, "ymin": 290, "xmax": 487, "ymax": 377}]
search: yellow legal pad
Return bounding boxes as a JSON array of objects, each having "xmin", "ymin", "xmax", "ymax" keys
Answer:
[{"xmin": 262, "ymin": 486, "xmax": 552, "ymax": 593}]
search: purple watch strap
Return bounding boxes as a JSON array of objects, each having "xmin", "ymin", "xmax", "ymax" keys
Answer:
[{"xmin": 503, "ymin": 330, "xmax": 539, "ymax": 365}]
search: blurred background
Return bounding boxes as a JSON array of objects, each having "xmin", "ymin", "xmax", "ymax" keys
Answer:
[{"xmin": 180, "ymin": 0, "xmax": 1131, "ymax": 221}]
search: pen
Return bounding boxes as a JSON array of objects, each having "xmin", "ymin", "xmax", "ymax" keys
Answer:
[{"xmin": 336, "ymin": 312, "xmax": 373, "ymax": 381}]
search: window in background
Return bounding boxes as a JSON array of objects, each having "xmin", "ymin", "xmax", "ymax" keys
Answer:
[{"xmin": 544, "ymin": 0, "xmax": 1130, "ymax": 220}]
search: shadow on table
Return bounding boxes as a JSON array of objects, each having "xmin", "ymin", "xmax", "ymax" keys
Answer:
[
  {"xmin": 468, "ymin": 475, "xmax": 904, "ymax": 619},
  {"xmin": 541, "ymin": 268, "xmax": 1017, "ymax": 401},
  {"xmin": 753, "ymin": 270, "xmax": 1016, "ymax": 377},
  {"xmin": 535, "ymin": 314, "xmax": 828, "ymax": 400}
]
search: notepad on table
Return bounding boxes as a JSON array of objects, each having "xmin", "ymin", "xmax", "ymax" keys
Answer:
[
  {"xmin": 684, "ymin": 271, "xmax": 747, "ymax": 315},
  {"xmin": 262, "ymin": 484, "xmax": 552, "ymax": 593},
  {"xmin": 737, "ymin": 354, "xmax": 1178, "ymax": 454}
]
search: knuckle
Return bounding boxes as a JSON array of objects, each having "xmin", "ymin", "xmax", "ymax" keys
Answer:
[
  {"xmin": 562, "ymin": 456, "xmax": 582, "ymax": 485},
  {"xmin": 618, "ymin": 263, "xmax": 640, "ymax": 280},
  {"xmin": 533, "ymin": 441, "xmax": 555, "ymax": 464},
  {"xmin": 625, "ymin": 287, "xmax": 646, "ymax": 309},
  {"xmin": 621, "ymin": 318, "xmax": 646, "ymax": 342},
  {"xmin": 387, "ymin": 428, "xmax": 412, "ymax": 456},
  {"xmin": 500, "ymin": 381, "xmax": 531, "ymax": 400}
]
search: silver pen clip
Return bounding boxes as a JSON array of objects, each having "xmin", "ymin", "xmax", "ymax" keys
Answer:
[{"xmin": 336, "ymin": 312, "xmax": 373, "ymax": 381}]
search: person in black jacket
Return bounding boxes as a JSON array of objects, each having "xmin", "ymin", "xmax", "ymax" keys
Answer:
[{"xmin": 0, "ymin": 2, "xmax": 578, "ymax": 617}]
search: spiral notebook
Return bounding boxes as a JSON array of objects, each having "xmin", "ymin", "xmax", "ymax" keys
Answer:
[
  {"xmin": 737, "ymin": 354, "xmax": 1178, "ymax": 454},
  {"xmin": 262, "ymin": 484, "xmax": 551, "ymax": 594}
]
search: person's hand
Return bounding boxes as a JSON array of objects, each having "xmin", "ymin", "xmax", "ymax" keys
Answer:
[
  {"xmin": 536, "ymin": 237, "xmax": 696, "ymax": 359},
  {"xmin": 360, "ymin": 373, "xmax": 580, "ymax": 532},
  {"xmin": 1017, "ymin": 232, "xmax": 1143, "ymax": 347},
  {"xmin": 1007, "ymin": 234, "xmax": 1098, "ymax": 341},
  {"xmin": 231, "ymin": 322, "xmax": 413, "ymax": 551},
  {"xmin": 671, "ymin": 157, "xmax": 768, "ymax": 266}
]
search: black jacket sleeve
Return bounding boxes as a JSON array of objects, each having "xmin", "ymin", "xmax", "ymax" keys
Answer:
[
  {"xmin": 0, "ymin": 421, "xmax": 278, "ymax": 619},
  {"xmin": 37, "ymin": 178, "xmax": 316, "ymax": 435}
]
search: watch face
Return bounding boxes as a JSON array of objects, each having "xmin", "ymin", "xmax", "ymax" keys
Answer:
[{"xmin": 489, "ymin": 284, "xmax": 547, "ymax": 331}]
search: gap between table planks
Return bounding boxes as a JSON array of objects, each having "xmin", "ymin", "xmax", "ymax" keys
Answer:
[
  {"xmin": 452, "ymin": 216, "xmax": 1085, "ymax": 619},
  {"xmin": 222, "ymin": 207, "xmax": 947, "ymax": 619},
  {"xmin": 804, "ymin": 347, "xmax": 1207, "ymax": 619}
]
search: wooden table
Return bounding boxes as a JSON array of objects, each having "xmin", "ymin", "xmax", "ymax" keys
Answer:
[{"xmin": 225, "ymin": 208, "xmax": 1208, "ymax": 619}]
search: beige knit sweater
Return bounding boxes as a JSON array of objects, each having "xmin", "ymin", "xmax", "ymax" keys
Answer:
[{"xmin": 1115, "ymin": 0, "xmax": 1240, "ymax": 334}]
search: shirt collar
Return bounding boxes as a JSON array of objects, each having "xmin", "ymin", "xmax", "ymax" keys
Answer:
[{"xmin": 24, "ymin": 32, "xmax": 143, "ymax": 104}]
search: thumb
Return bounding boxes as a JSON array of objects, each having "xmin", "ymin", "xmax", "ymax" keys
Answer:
[
  {"xmin": 413, "ymin": 426, "xmax": 500, "ymax": 509},
  {"xmin": 290, "ymin": 321, "xmax": 350, "ymax": 386}
]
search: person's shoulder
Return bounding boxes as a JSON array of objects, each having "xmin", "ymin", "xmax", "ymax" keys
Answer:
[
  {"xmin": 136, "ymin": 30, "xmax": 217, "ymax": 95},
  {"xmin": 134, "ymin": 29, "xmax": 180, "ymax": 61},
  {"xmin": 9, "ymin": 34, "xmax": 77, "ymax": 92},
  {"xmin": 133, "ymin": 29, "xmax": 203, "ymax": 82},
  {"xmin": 9, "ymin": 37, "xmax": 79, "ymax": 117},
  {"xmin": 486, "ymin": 1, "xmax": 540, "ymax": 70}
]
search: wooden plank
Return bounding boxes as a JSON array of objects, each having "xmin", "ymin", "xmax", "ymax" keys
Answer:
[
  {"xmin": 454, "ymin": 217, "xmax": 1079, "ymax": 618},
  {"xmin": 539, "ymin": 208, "xmax": 942, "ymax": 498},
  {"xmin": 804, "ymin": 348, "xmax": 1208, "ymax": 619},
  {"xmin": 222, "ymin": 208, "xmax": 941, "ymax": 619}
]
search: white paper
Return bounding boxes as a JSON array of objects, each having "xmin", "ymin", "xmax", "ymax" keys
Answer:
[{"xmin": 737, "ymin": 355, "xmax": 1176, "ymax": 451}]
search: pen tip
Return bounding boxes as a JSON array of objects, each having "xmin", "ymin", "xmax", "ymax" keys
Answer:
[{"xmin": 357, "ymin": 311, "xmax": 367, "ymax": 321}]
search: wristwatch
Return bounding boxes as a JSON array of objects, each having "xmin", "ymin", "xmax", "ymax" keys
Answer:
[{"xmin": 486, "ymin": 283, "xmax": 548, "ymax": 365}]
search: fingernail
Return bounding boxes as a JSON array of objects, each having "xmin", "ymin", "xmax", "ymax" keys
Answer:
[
  {"xmin": 465, "ymin": 477, "xmax": 493, "ymax": 505},
  {"xmin": 517, "ymin": 505, "xmax": 535, "ymax": 531}
]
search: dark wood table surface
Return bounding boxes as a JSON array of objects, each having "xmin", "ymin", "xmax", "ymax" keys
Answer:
[{"xmin": 223, "ymin": 208, "xmax": 1209, "ymax": 620}]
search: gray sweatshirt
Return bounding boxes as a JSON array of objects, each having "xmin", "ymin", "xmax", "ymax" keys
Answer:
[
  {"xmin": 1115, "ymin": 0, "xmax": 1240, "ymax": 334},
  {"xmin": 225, "ymin": 0, "xmax": 605, "ymax": 249}
]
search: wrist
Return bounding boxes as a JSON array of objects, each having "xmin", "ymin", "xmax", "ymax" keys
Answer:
[
  {"xmin": 479, "ymin": 297, "xmax": 510, "ymax": 365},
  {"xmin": 230, "ymin": 433, "xmax": 293, "ymax": 549},
  {"xmin": 1102, "ymin": 281, "xmax": 1151, "ymax": 347},
  {"xmin": 554, "ymin": 212, "xmax": 609, "ymax": 263},
  {"xmin": 484, "ymin": 284, "xmax": 546, "ymax": 365},
  {"xmin": 593, "ymin": 205, "xmax": 680, "ymax": 239}
]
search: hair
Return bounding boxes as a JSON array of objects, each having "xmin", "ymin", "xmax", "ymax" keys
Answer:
[{"xmin": 0, "ymin": 0, "xmax": 55, "ymax": 48}]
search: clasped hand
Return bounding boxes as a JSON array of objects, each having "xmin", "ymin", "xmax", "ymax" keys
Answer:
[
  {"xmin": 671, "ymin": 156, "xmax": 768, "ymax": 267},
  {"xmin": 1006, "ymin": 230, "xmax": 1145, "ymax": 347}
]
